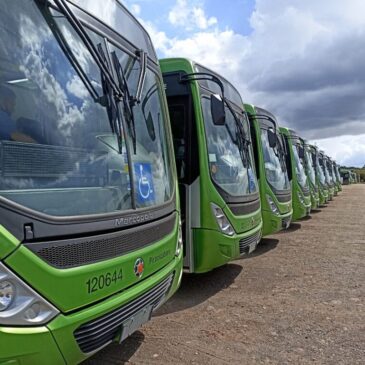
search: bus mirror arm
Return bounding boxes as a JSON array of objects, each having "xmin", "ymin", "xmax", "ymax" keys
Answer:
[
  {"xmin": 133, "ymin": 49, "xmax": 147, "ymax": 105},
  {"xmin": 180, "ymin": 72, "xmax": 225, "ymax": 97},
  {"xmin": 180, "ymin": 72, "xmax": 226, "ymax": 125}
]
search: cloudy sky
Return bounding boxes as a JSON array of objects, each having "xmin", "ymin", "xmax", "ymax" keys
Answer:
[{"xmin": 123, "ymin": 0, "xmax": 365, "ymax": 167}]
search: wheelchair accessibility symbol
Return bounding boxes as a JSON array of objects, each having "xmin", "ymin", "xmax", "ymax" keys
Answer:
[{"xmin": 134, "ymin": 163, "xmax": 155, "ymax": 204}]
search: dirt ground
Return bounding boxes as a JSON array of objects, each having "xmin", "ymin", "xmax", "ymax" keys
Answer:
[{"xmin": 85, "ymin": 184, "xmax": 365, "ymax": 365}]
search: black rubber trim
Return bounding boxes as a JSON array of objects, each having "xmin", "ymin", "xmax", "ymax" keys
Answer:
[
  {"xmin": 26, "ymin": 212, "xmax": 177, "ymax": 269},
  {"xmin": 228, "ymin": 198, "xmax": 260, "ymax": 216},
  {"xmin": 74, "ymin": 273, "xmax": 174, "ymax": 353},
  {"xmin": 275, "ymin": 191, "xmax": 292, "ymax": 203}
]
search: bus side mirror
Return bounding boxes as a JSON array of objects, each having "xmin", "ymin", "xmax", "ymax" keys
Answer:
[
  {"xmin": 298, "ymin": 146, "xmax": 305, "ymax": 159},
  {"xmin": 268, "ymin": 129, "xmax": 277, "ymax": 148},
  {"xmin": 211, "ymin": 94, "xmax": 226, "ymax": 125}
]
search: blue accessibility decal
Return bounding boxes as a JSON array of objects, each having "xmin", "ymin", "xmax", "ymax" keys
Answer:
[{"xmin": 134, "ymin": 162, "xmax": 155, "ymax": 205}]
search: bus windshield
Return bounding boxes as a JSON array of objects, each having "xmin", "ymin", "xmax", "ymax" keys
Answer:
[
  {"xmin": 319, "ymin": 156, "xmax": 330, "ymax": 185},
  {"xmin": 260, "ymin": 128, "xmax": 290, "ymax": 192},
  {"xmin": 336, "ymin": 166, "xmax": 341, "ymax": 181},
  {"xmin": 316, "ymin": 155, "xmax": 326, "ymax": 186},
  {"xmin": 330, "ymin": 164, "xmax": 337, "ymax": 183},
  {"xmin": 305, "ymin": 148, "xmax": 316, "ymax": 186},
  {"xmin": 291, "ymin": 141, "xmax": 308, "ymax": 190},
  {"xmin": 202, "ymin": 98, "xmax": 258, "ymax": 197},
  {"xmin": 0, "ymin": 0, "xmax": 173, "ymax": 217},
  {"xmin": 325, "ymin": 160, "xmax": 333, "ymax": 185}
]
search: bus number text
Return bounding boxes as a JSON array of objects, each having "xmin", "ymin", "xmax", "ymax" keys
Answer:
[{"xmin": 86, "ymin": 269, "xmax": 123, "ymax": 294}]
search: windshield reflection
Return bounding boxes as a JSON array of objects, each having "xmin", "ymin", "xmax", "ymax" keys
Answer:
[
  {"xmin": 202, "ymin": 98, "xmax": 258, "ymax": 197},
  {"xmin": 305, "ymin": 149, "xmax": 316, "ymax": 186},
  {"xmin": 292, "ymin": 143, "xmax": 308, "ymax": 190},
  {"xmin": 260, "ymin": 129, "xmax": 290, "ymax": 192},
  {"xmin": 0, "ymin": 0, "xmax": 172, "ymax": 216}
]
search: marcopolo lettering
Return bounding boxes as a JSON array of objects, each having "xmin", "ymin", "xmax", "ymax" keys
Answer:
[
  {"xmin": 149, "ymin": 250, "xmax": 171, "ymax": 264},
  {"xmin": 115, "ymin": 213, "xmax": 154, "ymax": 227}
]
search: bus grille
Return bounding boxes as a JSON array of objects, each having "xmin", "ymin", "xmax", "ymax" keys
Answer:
[
  {"xmin": 228, "ymin": 198, "xmax": 260, "ymax": 216},
  {"xmin": 26, "ymin": 213, "xmax": 176, "ymax": 269},
  {"xmin": 239, "ymin": 231, "xmax": 261, "ymax": 255},
  {"xmin": 74, "ymin": 273, "xmax": 174, "ymax": 354}
]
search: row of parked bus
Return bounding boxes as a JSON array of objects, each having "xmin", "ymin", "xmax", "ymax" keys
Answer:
[
  {"xmin": 0, "ymin": 2, "xmax": 346, "ymax": 364},
  {"xmin": 161, "ymin": 58, "xmax": 344, "ymax": 274},
  {"xmin": 341, "ymin": 169, "xmax": 361, "ymax": 184}
]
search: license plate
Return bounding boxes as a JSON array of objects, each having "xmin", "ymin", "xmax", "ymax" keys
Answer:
[
  {"xmin": 249, "ymin": 242, "xmax": 257, "ymax": 254},
  {"xmin": 118, "ymin": 305, "xmax": 153, "ymax": 344}
]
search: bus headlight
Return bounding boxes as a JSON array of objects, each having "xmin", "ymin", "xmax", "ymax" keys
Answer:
[
  {"xmin": 0, "ymin": 263, "xmax": 59, "ymax": 326},
  {"xmin": 0, "ymin": 281, "xmax": 15, "ymax": 311},
  {"xmin": 297, "ymin": 191, "xmax": 305, "ymax": 205},
  {"xmin": 211, "ymin": 203, "xmax": 235, "ymax": 236},
  {"xmin": 176, "ymin": 218, "xmax": 183, "ymax": 257},
  {"xmin": 266, "ymin": 195, "xmax": 280, "ymax": 216}
]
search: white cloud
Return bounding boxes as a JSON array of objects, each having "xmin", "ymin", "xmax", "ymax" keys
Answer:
[
  {"xmin": 130, "ymin": 4, "xmax": 141, "ymax": 16},
  {"xmin": 168, "ymin": 0, "xmax": 217, "ymax": 30},
  {"xmin": 312, "ymin": 134, "xmax": 365, "ymax": 167},
  {"xmin": 141, "ymin": 0, "xmax": 365, "ymax": 166}
]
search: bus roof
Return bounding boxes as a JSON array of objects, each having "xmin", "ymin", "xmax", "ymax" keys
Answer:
[
  {"xmin": 254, "ymin": 106, "xmax": 278, "ymax": 123},
  {"xmin": 161, "ymin": 57, "xmax": 244, "ymax": 108}
]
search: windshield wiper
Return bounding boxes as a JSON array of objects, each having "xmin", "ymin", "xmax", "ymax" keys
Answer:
[
  {"xmin": 275, "ymin": 137, "xmax": 288, "ymax": 173},
  {"xmin": 41, "ymin": 4, "xmax": 100, "ymax": 103},
  {"xmin": 53, "ymin": 0, "xmax": 123, "ymax": 98},
  {"xmin": 52, "ymin": 0, "xmax": 127, "ymax": 153},
  {"xmin": 133, "ymin": 50, "xmax": 147, "ymax": 105},
  {"xmin": 111, "ymin": 51, "xmax": 137, "ymax": 154},
  {"xmin": 111, "ymin": 48, "xmax": 148, "ymax": 153},
  {"xmin": 224, "ymin": 100, "xmax": 250, "ymax": 168},
  {"xmin": 97, "ymin": 44, "xmax": 124, "ymax": 154}
]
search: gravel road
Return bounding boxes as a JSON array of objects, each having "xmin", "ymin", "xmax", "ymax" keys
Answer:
[{"xmin": 85, "ymin": 184, "xmax": 365, "ymax": 365}]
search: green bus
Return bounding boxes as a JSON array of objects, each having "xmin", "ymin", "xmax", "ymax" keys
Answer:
[
  {"xmin": 334, "ymin": 163, "xmax": 343, "ymax": 191},
  {"xmin": 0, "ymin": 1, "xmax": 183, "ymax": 364},
  {"xmin": 311, "ymin": 145, "xmax": 329, "ymax": 205},
  {"xmin": 323, "ymin": 154, "xmax": 335, "ymax": 199},
  {"xmin": 319, "ymin": 151, "xmax": 334, "ymax": 200},
  {"xmin": 245, "ymin": 105, "xmax": 292, "ymax": 236},
  {"xmin": 160, "ymin": 58, "xmax": 263, "ymax": 273},
  {"xmin": 341, "ymin": 169, "xmax": 351, "ymax": 185},
  {"xmin": 303, "ymin": 142, "xmax": 320, "ymax": 210},
  {"xmin": 280, "ymin": 128, "xmax": 311, "ymax": 220},
  {"xmin": 328, "ymin": 158, "xmax": 338, "ymax": 196}
]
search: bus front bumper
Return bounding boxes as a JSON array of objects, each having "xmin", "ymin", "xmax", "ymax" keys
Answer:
[
  {"xmin": 262, "ymin": 209, "xmax": 292, "ymax": 237},
  {"xmin": 311, "ymin": 196, "xmax": 320, "ymax": 210},
  {"xmin": 0, "ymin": 254, "xmax": 183, "ymax": 365},
  {"xmin": 292, "ymin": 201, "xmax": 312, "ymax": 221},
  {"xmin": 192, "ymin": 223, "xmax": 263, "ymax": 273}
]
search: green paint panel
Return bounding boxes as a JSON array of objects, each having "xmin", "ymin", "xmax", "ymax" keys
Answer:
[
  {"xmin": 47, "ymin": 255, "xmax": 182, "ymax": 365},
  {"xmin": 0, "ymin": 327, "xmax": 65, "ymax": 365},
  {"xmin": 5, "ymin": 217, "xmax": 179, "ymax": 313}
]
